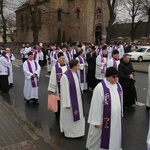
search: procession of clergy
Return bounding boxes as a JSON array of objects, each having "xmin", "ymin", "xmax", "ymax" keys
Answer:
[{"xmin": 0, "ymin": 42, "xmax": 139, "ymax": 150}]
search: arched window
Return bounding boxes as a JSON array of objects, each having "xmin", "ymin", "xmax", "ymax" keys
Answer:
[
  {"xmin": 96, "ymin": 8, "xmax": 101, "ymax": 19},
  {"xmin": 75, "ymin": 8, "xmax": 80, "ymax": 19},
  {"xmin": 58, "ymin": 9, "xmax": 62, "ymax": 21}
]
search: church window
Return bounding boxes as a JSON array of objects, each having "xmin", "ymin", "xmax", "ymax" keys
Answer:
[
  {"xmin": 58, "ymin": 9, "xmax": 62, "ymax": 21},
  {"xmin": 75, "ymin": 8, "xmax": 80, "ymax": 19},
  {"xmin": 96, "ymin": 8, "xmax": 101, "ymax": 19}
]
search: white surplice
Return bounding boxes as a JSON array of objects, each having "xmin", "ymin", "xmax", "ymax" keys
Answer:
[
  {"xmin": 23, "ymin": 60, "xmax": 41, "ymax": 100},
  {"xmin": 76, "ymin": 56, "xmax": 87, "ymax": 91},
  {"xmin": 95, "ymin": 55, "xmax": 107, "ymax": 80},
  {"xmin": 86, "ymin": 78, "xmax": 122, "ymax": 150},
  {"xmin": 47, "ymin": 63, "xmax": 68, "ymax": 97},
  {"xmin": 6, "ymin": 53, "xmax": 15, "ymax": 84},
  {"xmin": 107, "ymin": 58, "xmax": 120, "ymax": 70},
  {"xmin": 60, "ymin": 72, "xmax": 85, "ymax": 138}
]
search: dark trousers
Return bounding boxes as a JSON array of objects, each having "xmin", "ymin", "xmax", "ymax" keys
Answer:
[
  {"xmin": 0, "ymin": 75, "xmax": 9, "ymax": 92},
  {"xmin": 55, "ymin": 100, "xmax": 60, "ymax": 119},
  {"xmin": 87, "ymin": 70, "xmax": 96, "ymax": 90},
  {"xmin": 123, "ymin": 86, "xmax": 136, "ymax": 108}
]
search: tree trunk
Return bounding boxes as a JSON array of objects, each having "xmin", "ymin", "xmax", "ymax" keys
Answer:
[
  {"xmin": 145, "ymin": 15, "xmax": 150, "ymax": 37},
  {"xmin": 0, "ymin": 0, "xmax": 7, "ymax": 43},
  {"xmin": 2, "ymin": 18, "xmax": 7, "ymax": 43}
]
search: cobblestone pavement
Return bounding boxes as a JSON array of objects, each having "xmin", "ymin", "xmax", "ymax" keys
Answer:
[{"xmin": 0, "ymin": 95, "xmax": 55, "ymax": 150}]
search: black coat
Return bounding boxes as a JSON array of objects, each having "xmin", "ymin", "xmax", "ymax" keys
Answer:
[
  {"xmin": 118, "ymin": 59, "xmax": 137, "ymax": 103},
  {"xmin": 86, "ymin": 52, "xmax": 97, "ymax": 71},
  {"xmin": 118, "ymin": 59, "xmax": 134, "ymax": 88}
]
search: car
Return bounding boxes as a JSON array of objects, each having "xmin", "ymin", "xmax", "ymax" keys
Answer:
[{"xmin": 128, "ymin": 46, "xmax": 150, "ymax": 62}]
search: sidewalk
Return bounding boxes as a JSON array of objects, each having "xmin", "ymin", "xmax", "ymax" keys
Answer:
[{"xmin": 0, "ymin": 93, "xmax": 57, "ymax": 150}]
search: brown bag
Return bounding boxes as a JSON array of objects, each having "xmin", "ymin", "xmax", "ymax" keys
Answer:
[{"xmin": 47, "ymin": 94, "xmax": 58, "ymax": 112}]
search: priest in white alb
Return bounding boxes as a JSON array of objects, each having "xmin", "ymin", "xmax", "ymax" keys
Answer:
[
  {"xmin": 76, "ymin": 50, "xmax": 87, "ymax": 91},
  {"xmin": 48, "ymin": 52, "xmax": 68, "ymax": 119},
  {"xmin": 86, "ymin": 67, "xmax": 123, "ymax": 150},
  {"xmin": 60, "ymin": 59, "xmax": 85, "ymax": 138},
  {"xmin": 23, "ymin": 52, "xmax": 41, "ymax": 105},
  {"xmin": 6, "ymin": 47, "xmax": 15, "ymax": 87},
  {"xmin": 107, "ymin": 50, "xmax": 120, "ymax": 70}
]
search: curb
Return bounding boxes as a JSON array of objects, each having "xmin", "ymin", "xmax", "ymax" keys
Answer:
[{"xmin": 0, "ymin": 96, "xmax": 60, "ymax": 150}]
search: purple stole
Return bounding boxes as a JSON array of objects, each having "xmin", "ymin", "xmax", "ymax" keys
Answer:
[
  {"xmin": 113, "ymin": 58, "xmax": 117, "ymax": 70},
  {"xmin": 65, "ymin": 69, "xmax": 84, "ymax": 122},
  {"xmin": 78, "ymin": 56, "xmax": 84, "ymax": 83},
  {"xmin": 33, "ymin": 52, "xmax": 38, "ymax": 60},
  {"xmin": 5, "ymin": 56, "xmax": 10, "ymax": 75},
  {"xmin": 71, "ymin": 49, "xmax": 76, "ymax": 56},
  {"xmin": 54, "ymin": 53, "xmax": 58, "ymax": 60},
  {"xmin": 27, "ymin": 60, "xmax": 39, "ymax": 87},
  {"xmin": 100, "ymin": 80, "xmax": 122, "ymax": 149},
  {"xmin": 55, "ymin": 63, "xmax": 68, "ymax": 93},
  {"xmin": 97, "ymin": 47, "xmax": 102, "ymax": 54},
  {"xmin": 66, "ymin": 51, "xmax": 72, "ymax": 61},
  {"xmin": 100, "ymin": 54, "xmax": 105, "ymax": 75},
  {"xmin": 55, "ymin": 63, "xmax": 64, "ymax": 93}
]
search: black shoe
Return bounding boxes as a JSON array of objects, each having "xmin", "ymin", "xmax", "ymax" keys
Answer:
[
  {"xmin": 128, "ymin": 106, "xmax": 136, "ymax": 110},
  {"xmin": 146, "ymin": 106, "xmax": 150, "ymax": 111},
  {"xmin": 9, "ymin": 83, "xmax": 13, "ymax": 88},
  {"xmin": 26, "ymin": 100, "xmax": 30, "ymax": 104},
  {"xmin": 33, "ymin": 99, "xmax": 39, "ymax": 105}
]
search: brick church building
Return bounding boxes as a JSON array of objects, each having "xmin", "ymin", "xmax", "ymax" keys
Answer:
[{"xmin": 14, "ymin": 0, "xmax": 109, "ymax": 44}]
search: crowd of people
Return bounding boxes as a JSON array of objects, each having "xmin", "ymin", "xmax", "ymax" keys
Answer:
[{"xmin": 0, "ymin": 40, "xmax": 148, "ymax": 149}]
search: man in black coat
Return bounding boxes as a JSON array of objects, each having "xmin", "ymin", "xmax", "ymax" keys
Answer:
[
  {"xmin": 118, "ymin": 53, "xmax": 137, "ymax": 109},
  {"xmin": 86, "ymin": 46, "xmax": 97, "ymax": 90}
]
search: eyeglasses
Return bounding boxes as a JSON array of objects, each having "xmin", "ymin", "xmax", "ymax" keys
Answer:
[{"xmin": 112, "ymin": 75, "xmax": 118, "ymax": 79}]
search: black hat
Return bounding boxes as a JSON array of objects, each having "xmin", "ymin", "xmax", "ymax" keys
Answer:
[
  {"xmin": 102, "ymin": 45, "xmax": 107, "ymax": 50},
  {"xmin": 27, "ymin": 51, "xmax": 33, "ymax": 56},
  {"xmin": 77, "ymin": 44, "xmax": 82, "ymax": 48},
  {"xmin": 112, "ymin": 50, "xmax": 119, "ymax": 55},
  {"xmin": 91, "ymin": 46, "xmax": 96, "ymax": 50},
  {"xmin": 58, "ymin": 52, "xmax": 64, "ymax": 58},
  {"xmin": 105, "ymin": 67, "xmax": 118, "ymax": 77}
]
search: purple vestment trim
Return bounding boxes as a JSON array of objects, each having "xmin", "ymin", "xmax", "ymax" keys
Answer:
[
  {"xmin": 65, "ymin": 69, "xmax": 80, "ymax": 122},
  {"xmin": 27, "ymin": 60, "xmax": 39, "ymax": 87},
  {"xmin": 4, "ymin": 56, "xmax": 10, "ymax": 75},
  {"xmin": 55, "ymin": 63, "xmax": 63, "ymax": 93},
  {"xmin": 54, "ymin": 53, "xmax": 58, "ymax": 60},
  {"xmin": 100, "ymin": 54, "xmax": 105, "ymax": 74},
  {"xmin": 100, "ymin": 80, "xmax": 122, "ymax": 149},
  {"xmin": 33, "ymin": 52, "xmax": 38, "ymax": 60},
  {"xmin": 65, "ymin": 51, "xmax": 71, "ymax": 61}
]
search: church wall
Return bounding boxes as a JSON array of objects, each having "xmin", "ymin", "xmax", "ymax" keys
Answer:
[
  {"xmin": 68, "ymin": 0, "xmax": 88, "ymax": 43},
  {"xmin": 14, "ymin": 0, "xmax": 109, "ymax": 44}
]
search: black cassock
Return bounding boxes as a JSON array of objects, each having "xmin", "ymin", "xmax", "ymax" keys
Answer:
[
  {"xmin": 0, "ymin": 75, "xmax": 9, "ymax": 92},
  {"xmin": 118, "ymin": 60, "xmax": 137, "ymax": 108}
]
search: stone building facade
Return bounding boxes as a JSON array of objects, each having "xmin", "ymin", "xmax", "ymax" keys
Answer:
[{"xmin": 14, "ymin": 0, "xmax": 109, "ymax": 44}]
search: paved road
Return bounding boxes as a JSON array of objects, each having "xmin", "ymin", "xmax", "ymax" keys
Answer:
[{"xmin": 1, "ymin": 56, "xmax": 149, "ymax": 150}]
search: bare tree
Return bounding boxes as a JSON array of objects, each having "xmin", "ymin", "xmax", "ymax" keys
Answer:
[
  {"xmin": 106, "ymin": 0, "xmax": 121, "ymax": 44},
  {"xmin": 121, "ymin": 0, "xmax": 144, "ymax": 41},
  {"xmin": 141, "ymin": 0, "xmax": 150, "ymax": 37},
  {"xmin": 0, "ymin": 0, "xmax": 27, "ymax": 43},
  {"xmin": 0, "ymin": 0, "xmax": 7, "ymax": 43}
]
